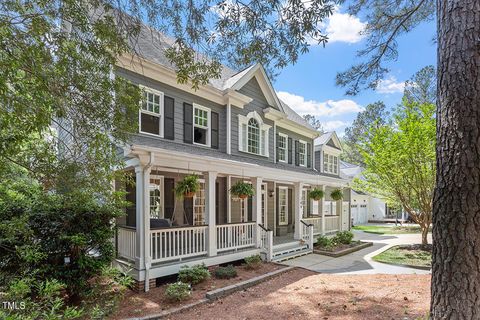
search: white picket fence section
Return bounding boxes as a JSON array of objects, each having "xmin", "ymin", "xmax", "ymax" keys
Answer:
[
  {"xmin": 325, "ymin": 216, "xmax": 340, "ymax": 233},
  {"xmin": 302, "ymin": 217, "xmax": 322, "ymax": 235},
  {"xmin": 150, "ymin": 226, "xmax": 208, "ymax": 263},
  {"xmin": 216, "ymin": 222, "xmax": 256, "ymax": 252},
  {"xmin": 117, "ymin": 227, "xmax": 136, "ymax": 261}
]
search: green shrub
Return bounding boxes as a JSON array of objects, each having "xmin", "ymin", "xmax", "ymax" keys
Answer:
[
  {"xmin": 316, "ymin": 235, "xmax": 337, "ymax": 250},
  {"xmin": 165, "ymin": 282, "xmax": 191, "ymax": 302},
  {"xmin": 334, "ymin": 231, "xmax": 354, "ymax": 245},
  {"xmin": 178, "ymin": 264, "xmax": 210, "ymax": 285},
  {"xmin": 244, "ymin": 254, "xmax": 262, "ymax": 270},
  {"xmin": 214, "ymin": 265, "xmax": 238, "ymax": 279}
]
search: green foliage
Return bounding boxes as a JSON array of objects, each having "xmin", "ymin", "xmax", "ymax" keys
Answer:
[
  {"xmin": 177, "ymin": 264, "xmax": 210, "ymax": 285},
  {"xmin": 302, "ymin": 114, "xmax": 323, "ymax": 131},
  {"xmin": 403, "ymin": 66, "xmax": 437, "ymax": 105},
  {"xmin": 330, "ymin": 189, "xmax": 343, "ymax": 201},
  {"xmin": 316, "ymin": 235, "xmax": 335, "ymax": 249},
  {"xmin": 335, "ymin": 231, "xmax": 354, "ymax": 245},
  {"xmin": 230, "ymin": 181, "xmax": 255, "ymax": 198},
  {"xmin": 174, "ymin": 175, "xmax": 200, "ymax": 198},
  {"xmin": 214, "ymin": 265, "xmax": 238, "ymax": 279},
  {"xmin": 244, "ymin": 254, "xmax": 262, "ymax": 270},
  {"xmin": 165, "ymin": 282, "xmax": 191, "ymax": 302},
  {"xmin": 309, "ymin": 188, "xmax": 324, "ymax": 200},
  {"xmin": 342, "ymin": 101, "xmax": 390, "ymax": 166},
  {"xmin": 354, "ymin": 102, "xmax": 435, "ymax": 244}
]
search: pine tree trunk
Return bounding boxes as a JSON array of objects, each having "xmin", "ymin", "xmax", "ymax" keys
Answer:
[{"xmin": 431, "ymin": 0, "xmax": 480, "ymax": 318}]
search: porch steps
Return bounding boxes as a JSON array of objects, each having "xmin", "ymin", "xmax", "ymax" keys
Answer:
[{"xmin": 272, "ymin": 241, "xmax": 312, "ymax": 262}]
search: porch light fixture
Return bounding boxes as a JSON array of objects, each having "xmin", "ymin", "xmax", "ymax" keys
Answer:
[{"xmin": 268, "ymin": 189, "xmax": 274, "ymax": 197}]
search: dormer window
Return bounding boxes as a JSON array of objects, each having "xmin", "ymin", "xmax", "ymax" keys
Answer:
[
  {"xmin": 323, "ymin": 152, "xmax": 338, "ymax": 174},
  {"xmin": 238, "ymin": 111, "xmax": 270, "ymax": 157}
]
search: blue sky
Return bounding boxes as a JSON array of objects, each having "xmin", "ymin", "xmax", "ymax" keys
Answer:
[{"xmin": 272, "ymin": 7, "xmax": 436, "ymax": 135}]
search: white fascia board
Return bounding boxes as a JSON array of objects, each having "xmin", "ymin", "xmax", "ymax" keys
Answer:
[
  {"xmin": 223, "ymin": 89, "xmax": 253, "ymax": 108},
  {"xmin": 117, "ymin": 54, "xmax": 226, "ymax": 105},
  {"xmin": 126, "ymin": 144, "xmax": 348, "ymax": 187},
  {"xmin": 264, "ymin": 108, "xmax": 319, "ymax": 139}
]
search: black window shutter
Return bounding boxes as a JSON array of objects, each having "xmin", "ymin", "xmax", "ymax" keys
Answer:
[
  {"xmin": 183, "ymin": 102, "xmax": 193, "ymax": 144},
  {"xmin": 307, "ymin": 142, "xmax": 311, "ymax": 168},
  {"xmin": 288, "ymin": 137, "xmax": 293, "ymax": 164},
  {"xmin": 248, "ymin": 197, "xmax": 253, "ymax": 222},
  {"xmin": 164, "ymin": 96, "xmax": 175, "ymax": 140},
  {"xmin": 211, "ymin": 111, "xmax": 219, "ymax": 149},
  {"xmin": 164, "ymin": 178, "xmax": 175, "ymax": 220},
  {"xmin": 295, "ymin": 140, "xmax": 299, "ymax": 166},
  {"xmin": 276, "ymin": 133, "xmax": 280, "ymax": 162},
  {"xmin": 183, "ymin": 197, "xmax": 193, "ymax": 225}
]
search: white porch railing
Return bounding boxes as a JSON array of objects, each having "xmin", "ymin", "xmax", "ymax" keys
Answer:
[
  {"xmin": 258, "ymin": 224, "xmax": 273, "ymax": 261},
  {"xmin": 302, "ymin": 217, "xmax": 322, "ymax": 235},
  {"xmin": 216, "ymin": 222, "xmax": 256, "ymax": 252},
  {"xmin": 325, "ymin": 216, "xmax": 340, "ymax": 233},
  {"xmin": 300, "ymin": 220, "xmax": 314, "ymax": 249},
  {"xmin": 117, "ymin": 226, "xmax": 136, "ymax": 261},
  {"xmin": 150, "ymin": 226, "xmax": 208, "ymax": 263}
]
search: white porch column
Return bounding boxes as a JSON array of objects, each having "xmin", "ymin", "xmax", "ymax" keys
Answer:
[
  {"xmin": 252, "ymin": 177, "xmax": 263, "ymax": 247},
  {"xmin": 143, "ymin": 165, "xmax": 152, "ymax": 291},
  {"xmin": 205, "ymin": 171, "xmax": 218, "ymax": 257},
  {"xmin": 134, "ymin": 166, "xmax": 145, "ymax": 271},
  {"xmin": 227, "ymin": 175, "xmax": 232, "ymax": 223},
  {"xmin": 321, "ymin": 185, "xmax": 326, "ymax": 235},
  {"xmin": 294, "ymin": 182, "xmax": 304, "ymax": 240}
]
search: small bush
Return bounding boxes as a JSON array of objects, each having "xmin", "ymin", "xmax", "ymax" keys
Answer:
[
  {"xmin": 244, "ymin": 254, "xmax": 262, "ymax": 270},
  {"xmin": 178, "ymin": 264, "xmax": 210, "ymax": 285},
  {"xmin": 165, "ymin": 282, "xmax": 191, "ymax": 302},
  {"xmin": 316, "ymin": 235, "xmax": 337, "ymax": 250},
  {"xmin": 334, "ymin": 231, "xmax": 354, "ymax": 245},
  {"xmin": 214, "ymin": 265, "xmax": 237, "ymax": 279}
]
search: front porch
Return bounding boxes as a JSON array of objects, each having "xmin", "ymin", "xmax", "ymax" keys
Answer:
[{"xmin": 114, "ymin": 151, "xmax": 349, "ymax": 291}]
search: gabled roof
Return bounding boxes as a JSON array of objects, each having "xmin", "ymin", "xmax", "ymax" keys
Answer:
[
  {"xmin": 315, "ymin": 131, "xmax": 342, "ymax": 150},
  {"xmin": 126, "ymin": 20, "xmax": 315, "ymax": 132}
]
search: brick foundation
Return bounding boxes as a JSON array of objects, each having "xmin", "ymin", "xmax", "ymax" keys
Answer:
[{"xmin": 132, "ymin": 278, "xmax": 157, "ymax": 292}]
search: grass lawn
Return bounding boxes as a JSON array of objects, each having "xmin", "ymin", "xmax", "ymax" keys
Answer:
[
  {"xmin": 372, "ymin": 245, "xmax": 432, "ymax": 268},
  {"xmin": 352, "ymin": 224, "xmax": 429, "ymax": 234}
]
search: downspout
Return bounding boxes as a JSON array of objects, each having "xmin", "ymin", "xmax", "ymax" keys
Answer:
[{"xmin": 144, "ymin": 152, "xmax": 154, "ymax": 292}]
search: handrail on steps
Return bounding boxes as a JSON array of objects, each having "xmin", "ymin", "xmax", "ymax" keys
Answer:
[{"xmin": 258, "ymin": 224, "xmax": 271, "ymax": 232}]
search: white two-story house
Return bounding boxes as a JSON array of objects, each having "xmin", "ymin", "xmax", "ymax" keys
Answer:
[{"xmin": 114, "ymin": 25, "xmax": 350, "ymax": 291}]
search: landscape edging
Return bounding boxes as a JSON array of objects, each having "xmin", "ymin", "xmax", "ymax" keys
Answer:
[
  {"xmin": 127, "ymin": 266, "xmax": 295, "ymax": 320},
  {"xmin": 313, "ymin": 241, "xmax": 373, "ymax": 257}
]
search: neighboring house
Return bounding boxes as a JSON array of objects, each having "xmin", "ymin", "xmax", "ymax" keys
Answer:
[
  {"xmin": 339, "ymin": 160, "xmax": 404, "ymax": 224},
  {"xmin": 113, "ymin": 24, "xmax": 350, "ymax": 291}
]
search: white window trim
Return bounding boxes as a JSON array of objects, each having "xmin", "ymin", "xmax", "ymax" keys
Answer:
[
  {"xmin": 278, "ymin": 186, "xmax": 288, "ymax": 226},
  {"xmin": 323, "ymin": 151, "xmax": 339, "ymax": 174},
  {"xmin": 192, "ymin": 103, "xmax": 211, "ymax": 147},
  {"xmin": 149, "ymin": 175, "xmax": 164, "ymax": 219},
  {"xmin": 193, "ymin": 179, "xmax": 206, "ymax": 225},
  {"xmin": 277, "ymin": 132, "xmax": 288, "ymax": 163},
  {"xmin": 298, "ymin": 139, "xmax": 307, "ymax": 167},
  {"xmin": 238, "ymin": 111, "xmax": 271, "ymax": 157},
  {"xmin": 139, "ymin": 86, "xmax": 164, "ymax": 138}
]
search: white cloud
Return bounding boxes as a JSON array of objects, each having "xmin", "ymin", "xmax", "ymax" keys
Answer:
[
  {"xmin": 323, "ymin": 8, "xmax": 366, "ymax": 44},
  {"xmin": 376, "ymin": 76, "xmax": 405, "ymax": 94},
  {"xmin": 277, "ymin": 91, "xmax": 364, "ymax": 117},
  {"xmin": 323, "ymin": 120, "xmax": 349, "ymax": 131}
]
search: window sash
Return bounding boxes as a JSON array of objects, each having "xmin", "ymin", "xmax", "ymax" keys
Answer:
[
  {"xmin": 299, "ymin": 141, "xmax": 307, "ymax": 166},
  {"xmin": 323, "ymin": 152, "xmax": 338, "ymax": 174},
  {"xmin": 279, "ymin": 188, "xmax": 288, "ymax": 225},
  {"xmin": 193, "ymin": 105, "xmax": 210, "ymax": 146},
  {"xmin": 278, "ymin": 135, "xmax": 287, "ymax": 162}
]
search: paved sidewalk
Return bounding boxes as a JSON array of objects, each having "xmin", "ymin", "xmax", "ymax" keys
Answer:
[{"xmin": 281, "ymin": 230, "xmax": 432, "ymax": 274}]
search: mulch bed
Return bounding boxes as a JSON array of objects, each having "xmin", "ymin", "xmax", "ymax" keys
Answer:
[
  {"xmin": 108, "ymin": 262, "xmax": 283, "ymax": 319},
  {"xmin": 313, "ymin": 241, "xmax": 372, "ymax": 257},
  {"xmin": 172, "ymin": 271, "xmax": 431, "ymax": 320}
]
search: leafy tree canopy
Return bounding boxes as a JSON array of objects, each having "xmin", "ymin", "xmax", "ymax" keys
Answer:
[
  {"xmin": 354, "ymin": 101, "xmax": 436, "ymax": 245},
  {"xmin": 303, "ymin": 114, "xmax": 323, "ymax": 131},
  {"xmin": 403, "ymin": 65, "xmax": 436, "ymax": 105}
]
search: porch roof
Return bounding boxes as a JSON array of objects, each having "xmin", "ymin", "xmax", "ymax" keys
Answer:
[{"xmin": 124, "ymin": 140, "xmax": 348, "ymax": 186}]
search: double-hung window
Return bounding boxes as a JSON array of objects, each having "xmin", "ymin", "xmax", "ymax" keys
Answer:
[
  {"xmin": 323, "ymin": 152, "xmax": 339, "ymax": 174},
  {"xmin": 277, "ymin": 133, "xmax": 287, "ymax": 162},
  {"xmin": 298, "ymin": 140, "xmax": 307, "ymax": 167},
  {"xmin": 139, "ymin": 88, "xmax": 164, "ymax": 136},
  {"xmin": 247, "ymin": 118, "xmax": 260, "ymax": 154},
  {"xmin": 193, "ymin": 104, "xmax": 210, "ymax": 146}
]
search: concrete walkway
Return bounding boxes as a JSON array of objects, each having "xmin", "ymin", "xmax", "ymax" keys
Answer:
[{"xmin": 281, "ymin": 230, "xmax": 432, "ymax": 275}]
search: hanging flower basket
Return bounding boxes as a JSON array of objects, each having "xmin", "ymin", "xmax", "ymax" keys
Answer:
[
  {"xmin": 230, "ymin": 181, "xmax": 255, "ymax": 199},
  {"xmin": 309, "ymin": 188, "xmax": 324, "ymax": 201},
  {"xmin": 330, "ymin": 189, "xmax": 343, "ymax": 201},
  {"xmin": 174, "ymin": 174, "xmax": 200, "ymax": 198}
]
